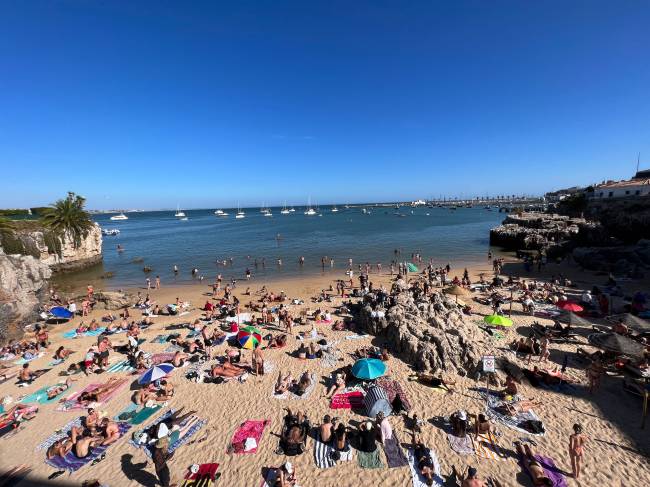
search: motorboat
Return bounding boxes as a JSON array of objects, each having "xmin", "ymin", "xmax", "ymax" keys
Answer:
[
  {"xmin": 101, "ymin": 228, "xmax": 120, "ymax": 236},
  {"xmin": 214, "ymin": 209, "xmax": 229, "ymax": 217},
  {"xmin": 174, "ymin": 205, "xmax": 186, "ymax": 218},
  {"xmin": 110, "ymin": 212, "xmax": 128, "ymax": 221},
  {"xmin": 331, "ymin": 206, "xmax": 339, "ymax": 212}
]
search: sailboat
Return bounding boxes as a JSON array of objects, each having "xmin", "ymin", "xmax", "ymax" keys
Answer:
[
  {"xmin": 280, "ymin": 201, "xmax": 290, "ymax": 215},
  {"xmin": 331, "ymin": 205, "xmax": 339, "ymax": 212},
  {"xmin": 304, "ymin": 197, "xmax": 316, "ymax": 216},
  {"xmin": 235, "ymin": 203, "xmax": 245, "ymax": 219},
  {"xmin": 110, "ymin": 211, "xmax": 128, "ymax": 221},
  {"xmin": 260, "ymin": 202, "xmax": 272, "ymax": 216},
  {"xmin": 174, "ymin": 205, "xmax": 186, "ymax": 218}
]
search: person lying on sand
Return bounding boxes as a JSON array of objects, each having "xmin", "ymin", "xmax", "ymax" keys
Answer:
[
  {"xmin": 515, "ymin": 441, "xmax": 553, "ymax": 486},
  {"xmin": 266, "ymin": 334, "xmax": 287, "ymax": 349},
  {"xmin": 495, "ymin": 400, "xmax": 541, "ymax": 417},
  {"xmin": 319, "ymin": 415, "xmax": 334, "ymax": 443},
  {"xmin": 291, "ymin": 372, "xmax": 312, "ymax": 396},
  {"xmin": 410, "ymin": 431, "xmax": 436, "ymax": 486},
  {"xmin": 210, "ymin": 361, "xmax": 247, "ymax": 378},
  {"xmin": 408, "ymin": 373, "xmax": 456, "ymax": 392},
  {"xmin": 46, "ymin": 378, "xmax": 73, "ymax": 400},
  {"xmin": 275, "ymin": 372, "xmax": 292, "ymax": 395},
  {"xmin": 324, "ymin": 373, "xmax": 346, "ymax": 398},
  {"xmin": 172, "ymin": 351, "xmax": 188, "ymax": 367}
]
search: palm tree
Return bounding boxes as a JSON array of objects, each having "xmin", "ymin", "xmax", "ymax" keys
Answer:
[{"xmin": 40, "ymin": 192, "xmax": 94, "ymax": 248}]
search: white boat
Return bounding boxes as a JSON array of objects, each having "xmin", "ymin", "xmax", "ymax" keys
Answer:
[
  {"xmin": 214, "ymin": 209, "xmax": 229, "ymax": 217},
  {"xmin": 235, "ymin": 203, "xmax": 245, "ymax": 219},
  {"xmin": 304, "ymin": 197, "xmax": 316, "ymax": 216},
  {"xmin": 101, "ymin": 228, "xmax": 120, "ymax": 236},
  {"xmin": 179, "ymin": 217, "xmax": 188, "ymax": 221},
  {"xmin": 264, "ymin": 210, "xmax": 273, "ymax": 217},
  {"xmin": 289, "ymin": 207, "xmax": 296, "ymax": 213},
  {"xmin": 280, "ymin": 201, "xmax": 290, "ymax": 215},
  {"xmin": 110, "ymin": 212, "xmax": 128, "ymax": 221},
  {"xmin": 174, "ymin": 205, "xmax": 186, "ymax": 218},
  {"xmin": 331, "ymin": 206, "xmax": 339, "ymax": 212}
]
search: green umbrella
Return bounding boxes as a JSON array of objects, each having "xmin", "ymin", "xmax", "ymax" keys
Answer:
[
  {"xmin": 351, "ymin": 358, "xmax": 387, "ymax": 380},
  {"xmin": 484, "ymin": 315, "xmax": 513, "ymax": 327}
]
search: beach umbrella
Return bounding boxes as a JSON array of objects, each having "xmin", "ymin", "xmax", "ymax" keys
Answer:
[
  {"xmin": 237, "ymin": 327, "xmax": 262, "ymax": 350},
  {"xmin": 588, "ymin": 333, "xmax": 645, "ymax": 358},
  {"xmin": 50, "ymin": 306, "xmax": 73, "ymax": 319},
  {"xmin": 351, "ymin": 358, "xmax": 386, "ymax": 380},
  {"xmin": 609, "ymin": 314, "xmax": 650, "ymax": 333},
  {"xmin": 559, "ymin": 311, "xmax": 593, "ymax": 328},
  {"xmin": 556, "ymin": 301, "xmax": 583, "ymax": 313},
  {"xmin": 407, "ymin": 263, "xmax": 419, "ymax": 273},
  {"xmin": 483, "ymin": 315, "xmax": 513, "ymax": 327},
  {"xmin": 139, "ymin": 363, "xmax": 175, "ymax": 385},
  {"xmin": 444, "ymin": 285, "xmax": 468, "ymax": 303}
]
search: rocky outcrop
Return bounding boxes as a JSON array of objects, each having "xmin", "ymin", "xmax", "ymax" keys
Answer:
[
  {"xmin": 0, "ymin": 249, "xmax": 51, "ymax": 340},
  {"xmin": 572, "ymin": 239, "xmax": 650, "ymax": 276},
  {"xmin": 69, "ymin": 290, "xmax": 133, "ymax": 310},
  {"xmin": 489, "ymin": 213, "xmax": 589, "ymax": 251},
  {"xmin": 355, "ymin": 286, "xmax": 484, "ymax": 376},
  {"xmin": 17, "ymin": 224, "xmax": 103, "ymax": 272}
]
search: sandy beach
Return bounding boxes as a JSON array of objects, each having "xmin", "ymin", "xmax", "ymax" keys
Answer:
[{"xmin": 1, "ymin": 259, "xmax": 649, "ymax": 487}]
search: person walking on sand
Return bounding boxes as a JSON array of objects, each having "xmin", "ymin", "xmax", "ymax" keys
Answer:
[
  {"xmin": 155, "ymin": 275, "xmax": 160, "ymax": 289},
  {"xmin": 146, "ymin": 277, "xmax": 151, "ymax": 290},
  {"xmin": 569, "ymin": 423, "xmax": 587, "ymax": 479}
]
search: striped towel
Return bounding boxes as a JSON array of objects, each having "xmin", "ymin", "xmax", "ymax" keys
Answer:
[
  {"xmin": 330, "ymin": 391, "xmax": 364, "ymax": 409},
  {"xmin": 474, "ymin": 433, "xmax": 506, "ymax": 460},
  {"xmin": 45, "ymin": 422, "xmax": 131, "ymax": 471},
  {"xmin": 36, "ymin": 417, "xmax": 82, "ymax": 451},
  {"xmin": 344, "ymin": 334, "xmax": 369, "ymax": 340},
  {"xmin": 407, "ymin": 448, "xmax": 443, "ymax": 487},
  {"xmin": 482, "ymin": 393, "xmax": 545, "ymax": 436},
  {"xmin": 314, "ymin": 435, "xmax": 353, "ymax": 468},
  {"xmin": 105, "ymin": 360, "xmax": 135, "ymax": 373}
]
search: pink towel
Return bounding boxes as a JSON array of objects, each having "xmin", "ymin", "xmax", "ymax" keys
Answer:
[
  {"xmin": 151, "ymin": 353, "xmax": 175, "ymax": 365},
  {"xmin": 229, "ymin": 420, "xmax": 270, "ymax": 454},
  {"xmin": 330, "ymin": 391, "xmax": 364, "ymax": 409}
]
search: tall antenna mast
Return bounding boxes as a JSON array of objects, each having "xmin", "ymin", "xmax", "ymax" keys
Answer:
[{"xmin": 636, "ymin": 152, "xmax": 641, "ymax": 173}]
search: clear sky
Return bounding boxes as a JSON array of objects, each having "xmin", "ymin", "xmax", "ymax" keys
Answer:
[{"xmin": 1, "ymin": 1, "xmax": 649, "ymax": 210}]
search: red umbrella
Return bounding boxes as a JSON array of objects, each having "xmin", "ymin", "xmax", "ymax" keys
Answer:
[{"xmin": 556, "ymin": 300, "xmax": 583, "ymax": 313}]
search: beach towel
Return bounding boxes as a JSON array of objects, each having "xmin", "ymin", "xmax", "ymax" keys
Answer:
[
  {"xmin": 19, "ymin": 383, "xmax": 72, "ymax": 404},
  {"xmin": 320, "ymin": 350, "xmax": 340, "ymax": 369},
  {"xmin": 407, "ymin": 448, "xmax": 443, "ymax": 487},
  {"xmin": 114, "ymin": 402, "xmax": 138, "ymax": 421},
  {"xmin": 314, "ymin": 433, "xmax": 353, "ymax": 469},
  {"xmin": 376, "ymin": 378, "xmax": 412, "ymax": 411},
  {"xmin": 56, "ymin": 378, "xmax": 127, "ymax": 411},
  {"xmin": 151, "ymin": 353, "xmax": 175, "ymax": 365},
  {"xmin": 229, "ymin": 419, "xmax": 270, "ymax": 454},
  {"xmin": 37, "ymin": 417, "xmax": 82, "ymax": 451},
  {"xmin": 164, "ymin": 344, "xmax": 184, "ymax": 353},
  {"xmin": 344, "ymin": 334, "xmax": 369, "ymax": 340},
  {"xmin": 482, "ymin": 392, "xmax": 545, "ymax": 436},
  {"xmin": 45, "ymin": 422, "xmax": 131, "ymax": 472},
  {"xmin": 152, "ymin": 334, "xmax": 171, "ymax": 343},
  {"xmin": 474, "ymin": 433, "xmax": 506, "ymax": 461},
  {"xmin": 182, "ymin": 463, "xmax": 220, "ymax": 487},
  {"xmin": 519, "ymin": 453, "xmax": 568, "ymax": 487},
  {"xmin": 15, "ymin": 368, "xmax": 51, "ymax": 386},
  {"xmin": 330, "ymin": 391, "xmax": 364, "ymax": 409},
  {"xmin": 131, "ymin": 411, "xmax": 207, "ymax": 457},
  {"xmin": 48, "ymin": 358, "xmax": 65, "ymax": 366},
  {"xmin": 13, "ymin": 352, "xmax": 45, "ymax": 365},
  {"xmin": 105, "ymin": 359, "xmax": 135, "ymax": 374},
  {"xmin": 272, "ymin": 373, "xmax": 316, "ymax": 400},
  {"xmin": 383, "ymin": 433, "xmax": 408, "ymax": 468},
  {"xmin": 128, "ymin": 404, "xmax": 164, "ymax": 425},
  {"xmin": 446, "ymin": 432, "xmax": 475, "ymax": 455},
  {"xmin": 357, "ymin": 448, "xmax": 383, "ymax": 469},
  {"xmin": 62, "ymin": 327, "xmax": 106, "ymax": 339}
]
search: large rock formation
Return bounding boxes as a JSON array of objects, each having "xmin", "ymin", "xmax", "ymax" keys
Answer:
[
  {"xmin": 355, "ymin": 285, "xmax": 484, "ymax": 376},
  {"xmin": 0, "ymin": 249, "xmax": 51, "ymax": 340},
  {"xmin": 489, "ymin": 213, "xmax": 588, "ymax": 251},
  {"xmin": 572, "ymin": 239, "xmax": 650, "ymax": 276}
]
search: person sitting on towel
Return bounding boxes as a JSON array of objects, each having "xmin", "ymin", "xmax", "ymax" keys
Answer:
[
  {"xmin": 280, "ymin": 409, "xmax": 308, "ymax": 456},
  {"xmin": 274, "ymin": 461, "xmax": 297, "ymax": 487},
  {"xmin": 356, "ymin": 421, "xmax": 377, "ymax": 453},
  {"xmin": 291, "ymin": 371, "xmax": 312, "ymax": 396},
  {"xmin": 375, "ymin": 411, "xmax": 392, "ymax": 444},
  {"xmin": 450, "ymin": 410, "xmax": 469, "ymax": 437}
]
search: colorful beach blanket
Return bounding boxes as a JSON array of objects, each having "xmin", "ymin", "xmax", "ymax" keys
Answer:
[
  {"xmin": 62, "ymin": 327, "xmax": 106, "ymax": 339},
  {"xmin": 182, "ymin": 463, "xmax": 220, "ymax": 487},
  {"xmin": 313, "ymin": 433, "xmax": 352, "ymax": 469},
  {"xmin": 383, "ymin": 433, "xmax": 408, "ymax": 468},
  {"xmin": 114, "ymin": 403, "xmax": 163, "ymax": 425},
  {"xmin": 474, "ymin": 433, "xmax": 506, "ymax": 461},
  {"xmin": 130, "ymin": 410, "xmax": 207, "ymax": 457},
  {"xmin": 330, "ymin": 391, "xmax": 364, "ymax": 409},
  {"xmin": 407, "ymin": 448, "xmax": 443, "ymax": 487},
  {"xmin": 357, "ymin": 448, "xmax": 383, "ymax": 469},
  {"xmin": 36, "ymin": 417, "xmax": 82, "ymax": 451},
  {"xmin": 105, "ymin": 359, "xmax": 135, "ymax": 373},
  {"xmin": 13, "ymin": 353, "xmax": 45, "ymax": 365},
  {"xmin": 482, "ymin": 392, "xmax": 545, "ymax": 436},
  {"xmin": 376, "ymin": 378, "xmax": 412, "ymax": 411},
  {"xmin": 56, "ymin": 378, "xmax": 127, "ymax": 411},
  {"xmin": 45, "ymin": 422, "xmax": 131, "ymax": 472},
  {"xmin": 229, "ymin": 420, "xmax": 270, "ymax": 454}
]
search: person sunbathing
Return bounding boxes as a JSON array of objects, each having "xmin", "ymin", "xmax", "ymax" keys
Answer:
[
  {"xmin": 495, "ymin": 400, "xmax": 541, "ymax": 417},
  {"xmin": 291, "ymin": 372, "xmax": 312, "ymax": 396},
  {"xmin": 46, "ymin": 378, "xmax": 73, "ymax": 400},
  {"xmin": 275, "ymin": 372, "xmax": 293, "ymax": 395},
  {"xmin": 46, "ymin": 437, "xmax": 74, "ymax": 459},
  {"xmin": 17, "ymin": 364, "xmax": 36, "ymax": 385},
  {"xmin": 515, "ymin": 441, "xmax": 553, "ymax": 486},
  {"xmin": 0, "ymin": 403, "xmax": 38, "ymax": 424},
  {"xmin": 99, "ymin": 418, "xmax": 121, "ymax": 445},
  {"xmin": 210, "ymin": 361, "xmax": 247, "ymax": 378},
  {"xmin": 155, "ymin": 380, "xmax": 174, "ymax": 401},
  {"xmin": 357, "ymin": 421, "xmax": 378, "ymax": 452},
  {"xmin": 410, "ymin": 431, "xmax": 436, "ymax": 486},
  {"xmin": 77, "ymin": 377, "xmax": 122, "ymax": 405},
  {"xmin": 324, "ymin": 373, "xmax": 346, "ymax": 398},
  {"xmin": 54, "ymin": 346, "xmax": 73, "ymax": 361},
  {"xmin": 409, "ymin": 372, "xmax": 455, "ymax": 392},
  {"xmin": 273, "ymin": 461, "xmax": 297, "ymax": 487},
  {"xmin": 266, "ymin": 334, "xmax": 287, "ymax": 349},
  {"xmin": 133, "ymin": 386, "xmax": 155, "ymax": 405},
  {"xmin": 172, "ymin": 351, "xmax": 188, "ymax": 367}
]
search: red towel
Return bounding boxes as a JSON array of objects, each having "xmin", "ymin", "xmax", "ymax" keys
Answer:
[
  {"xmin": 330, "ymin": 391, "xmax": 364, "ymax": 409},
  {"xmin": 182, "ymin": 463, "xmax": 219, "ymax": 485},
  {"xmin": 229, "ymin": 420, "xmax": 269, "ymax": 454}
]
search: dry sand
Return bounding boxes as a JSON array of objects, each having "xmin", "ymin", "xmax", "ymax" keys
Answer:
[{"xmin": 1, "ymin": 259, "xmax": 649, "ymax": 487}]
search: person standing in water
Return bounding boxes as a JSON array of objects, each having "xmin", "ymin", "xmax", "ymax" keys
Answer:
[{"xmin": 569, "ymin": 423, "xmax": 587, "ymax": 479}]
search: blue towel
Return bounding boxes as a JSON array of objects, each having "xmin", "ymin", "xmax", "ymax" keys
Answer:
[
  {"xmin": 62, "ymin": 327, "xmax": 107, "ymax": 339},
  {"xmin": 45, "ymin": 422, "xmax": 131, "ymax": 471}
]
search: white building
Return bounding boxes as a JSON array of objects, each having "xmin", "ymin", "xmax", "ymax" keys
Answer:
[{"xmin": 588, "ymin": 178, "xmax": 650, "ymax": 199}]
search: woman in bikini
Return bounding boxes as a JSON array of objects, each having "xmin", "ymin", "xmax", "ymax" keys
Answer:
[
  {"xmin": 569, "ymin": 423, "xmax": 587, "ymax": 479},
  {"xmin": 515, "ymin": 441, "xmax": 553, "ymax": 486}
]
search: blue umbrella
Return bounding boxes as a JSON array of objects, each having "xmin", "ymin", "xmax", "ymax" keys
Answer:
[
  {"xmin": 138, "ymin": 363, "xmax": 175, "ymax": 385},
  {"xmin": 351, "ymin": 358, "xmax": 386, "ymax": 380},
  {"xmin": 50, "ymin": 306, "xmax": 73, "ymax": 319}
]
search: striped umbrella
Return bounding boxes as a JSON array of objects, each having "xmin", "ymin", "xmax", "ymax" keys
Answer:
[
  {"xmin": 484, "ymin": 315, "xmax": 513, "ymax": 327},
  {"xmin": 139, "ymin": 363, "xmax": 174, "ymax": 385},
  {"xmin": 237, "ymin": 326, "xmax": 262, "ymax": 350}
]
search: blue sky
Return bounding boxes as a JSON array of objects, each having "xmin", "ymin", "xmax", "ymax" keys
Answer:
[{"xmin": 1, "ymin": 1, "xmax": 649, "ymax": 209}]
